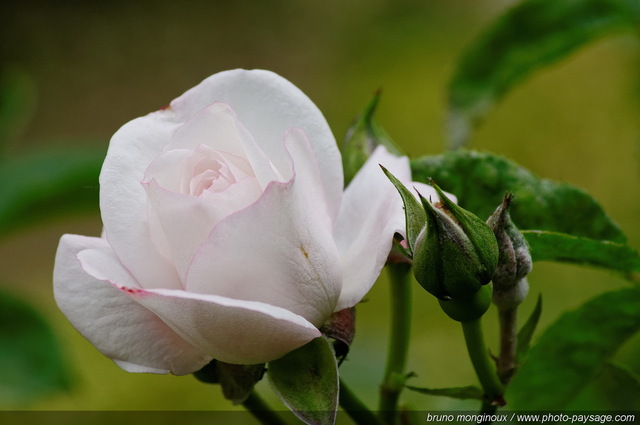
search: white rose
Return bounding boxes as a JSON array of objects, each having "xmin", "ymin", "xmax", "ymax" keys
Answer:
[{"xmin": 53, "ymin": 69, "xmax": 429, "ymax": 374}]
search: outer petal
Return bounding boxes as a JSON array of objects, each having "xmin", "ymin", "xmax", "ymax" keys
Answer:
[
  {"xmin": 53, "ymin": 234, "xmax": 211, "ymax": 375},
  {"xmin": 100, "ymin": 110, "xmax": 183, "ymax": 289},
  {"xmin": 333, "ymin": 146, "xmax": 411, "ymax": 310},
  {"xmin": 168, "ymin": 69, "xmax": 343, "ymax": 221},
  {"xmin": 186, "ymin": 133, "xmax": 342, "ymax": 328},
  {"xmin": 124, "ymin": 289, "xmax": 322, "ymax": 365}
]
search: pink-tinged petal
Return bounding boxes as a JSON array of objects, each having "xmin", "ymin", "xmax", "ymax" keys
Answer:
[
  {"xmin": 282, "ymin": 128, "xmax": 333, "ymax": 223},
  {"xmin": 143, "ymin": 145, "xmax": 256, "ymax": 197},
  {"xmin": 100, "ymin": 112, "xmax": 183, "ymax": 289},
  {"xmin": 165, "ymin": 103, "xmax": 280, "ymax": 188},
  {"xmin": 143, "ymin": 176, "xmax": 262, "ymax": 281},
  {"xmin": 169, "ymin": 69, "xmax": 343, "ymax": 221},
  {"xmin": 128, "ymin": 288, "xmax": 321, "ymax": 364},
  {"xmin": 112, "ymin": 360, "xmax": 168, "ymax": 374},
  {"xmin": 333, "ymin": 146, "xmax": 410, "ymax": 311},
  {"xmin": 101, "ymin": 70, "xmax": 342, "ymax": 289},
  {"xmin": 53, "ymin": 234, "xmax": 211, "ymax": 375},
  {"xmin": 186, "ymin": 137, "xmax": 342, "ymax": 327},
  {"xmin": 165, "ymin": 102, "xmax": 246, "ymax": 158}
]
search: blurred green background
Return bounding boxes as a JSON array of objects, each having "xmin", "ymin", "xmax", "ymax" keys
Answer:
[{"xmin": 0, "ymin": 0, "xmax": 639, "ymax": 413}]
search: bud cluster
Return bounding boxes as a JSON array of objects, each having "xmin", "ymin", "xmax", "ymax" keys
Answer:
[{"xmin": 382, "ymin": 168, "xmax": 499, "ymax": 322}]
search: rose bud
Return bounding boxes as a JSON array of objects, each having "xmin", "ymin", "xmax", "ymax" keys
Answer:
[
  {"xmin": 486, "ymin": 193, "xmax": 532, "ymax": 309},
  {"xmin": 412, "ymin": 181, "xmax": 499, "ymax": 303},
  {"xmin": 341, "ymin": 91, "xmax": 403, "ymax": 186}
]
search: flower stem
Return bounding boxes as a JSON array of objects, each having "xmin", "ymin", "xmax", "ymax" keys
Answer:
[
  {"xmin": 378, "ymin": 263, "xmax": 412, "ymax": 425},
  {"xmin": 461, "ymin": 318, "xmax": 505, "ymax": 408},
  {"xmin": 340, "ymin": 378, "xmax": 386, "ymax": 425},
  {"xmin": 497, "ymin": 307, "xmax": 518, "ymax": 385},
  {"xmin": 241, "ymin": 391, "xmax": 288, "ymax": 425}
]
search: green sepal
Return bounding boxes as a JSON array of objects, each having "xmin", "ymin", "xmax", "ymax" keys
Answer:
[
  {"xmin": 380, "ymin": 166, "xmax": 426, "ymax": 256},
  {"xmin": 193, "ymin": 360, "xmax": 265, "ymax": 405},
  {"xmin": 320, "ymin": 308, "xmax": 356, "ymax": 364},
  {"xmin": 217, "ymin": 362, "xmax": 265, "ymax": 405},
  {"xmin": 342, "ymin": 92, "xmax": 403, "ymax": 186},
  {"xmin": 430, "ymin": 180, "xmax": 499, "ymax": 286},
  {"xmin": 268, "ymin": 337, "xmax": 338, "ymax": 425},
  {"xmin": 192, "ymin": 359, "xmax": 219, "ymax": 384},
  {"xmin": 415, "ymin": 192, "xmax": 477, "ymax": 299}
]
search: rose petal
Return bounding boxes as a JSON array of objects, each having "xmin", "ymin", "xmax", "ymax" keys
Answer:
[
  {"xmin": 143, "ymin": 176, "xmax": 262, "ymax": 282},
  {"xmin": 186, "ymin": 135, "xmax": 342, "ymax": 328},
  {"xmin": 101, "ymin": 70, "xmax": 342, "ymax": 289},
  {"xmin": 282, "ymin": 128, "xmax": 334, "ymax": 224},
  {"xmin": 112, "ymin": 360, "xmax": 168, "ymax": 374},
  {"xmin": 73, "ymin": 235, "xmax": 319, "ymax": 364},
  {"xmin": 53, "ymin": 234, "xmax": 211, "ymax": 375},
  {"xmin": 127, "ymin": 288, "xmax": 321, "ymax": 364},
  {"xmin": 333, "ymin": 146, "xmax": 412, "ymax": 310},
  {"xmin": 100, "ymin": 110, "xmax": 183, "ymax": 289},
  {"xmin": 142, "ymin": 145, "xmax": 262, "ymax": 279},
  {"xmin": 165, "ymin": 102, "xmax": 280, "ymax": 188},
  {"xmin": 168, "ymin": 69, "xmax": 343, "ymax": 221}
]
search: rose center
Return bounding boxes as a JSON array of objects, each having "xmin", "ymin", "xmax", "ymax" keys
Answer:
[{"xmin": 189, "ymin": 159, "xmax": 236, "ymax": 197}]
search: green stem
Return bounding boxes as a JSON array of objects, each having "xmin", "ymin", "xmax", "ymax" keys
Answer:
[
  {"xmin": 461, "ymin": 318, "xmax": 505, "ymax": 408},
  {"xmin": 340, "ymin": 378, "xmax": 386, "ymax": 425},
  {"xmin": 378, "ymin": 263, "xmax": 412, "ymax": 425},
  {"xmin": 497, "ymin": 307, "xmax": 518, "ymax": 385},
  {"xmin": 241, "ymin": 391, "xmax": 288, "ymax": 425}
]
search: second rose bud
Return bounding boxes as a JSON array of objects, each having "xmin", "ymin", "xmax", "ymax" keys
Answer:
[{"xmin": 382, "ymin": 172, "xmax": 499, "ymax": 322}]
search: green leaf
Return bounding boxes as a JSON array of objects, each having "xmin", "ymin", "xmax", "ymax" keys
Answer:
[
  {"xmin": 588, "ymin": 362, "xmax": 640, "ymax": 410},
  {"xmin": 507, "ymin": 286, "xmax": 640, "ymax": 410},
  {"xmin": 342, "ymin": 91, "xmax": 403, "ymax": 187},
  {"xmin": 523, "ymin": 230, "xmax": 640, "ymax": 280},
  {"xmin": 410, "ymin": 150, "xmax": 625, "ymax": 243},
  {"xmin": 381, "ymin": 166, "xmax": 426, "ymax": 255},
  {"xmin": 605, "ymin": 362, "xmax": 640, "ymax": 391},
  {"xmin": 0, "ymin": 290, "xmax": 71, "ymax": 405},
  {"xmin": 268, "ymin": 337, "xmax": 338, "ymax": 425},
  {"xmin": 405, "ymin": 385, "xmax": 484, "ymax": 401},
  {"xmin": 516, "ymin": 294, "xmax": 543, "ymax": 363},
  {"xmin": 0, "ymin": 147, "xmax": 105, "ymax": 237},
  {"xmin": 447, "ymin": 0, "xmax": 640, "ymax": 148}
]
